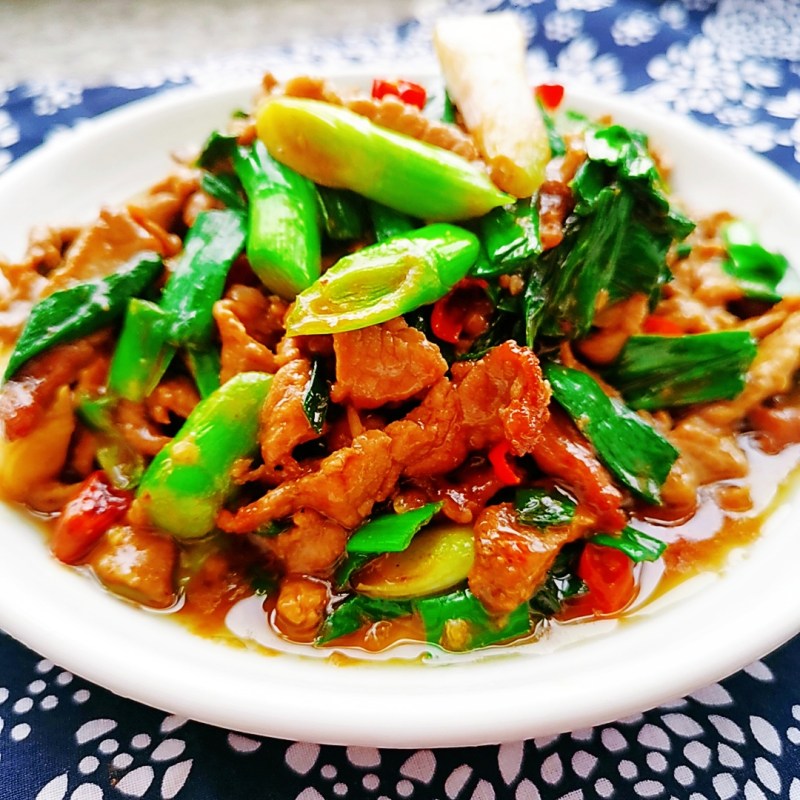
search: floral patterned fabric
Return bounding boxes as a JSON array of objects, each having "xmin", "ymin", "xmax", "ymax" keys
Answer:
[{"xmin": 1, "ymin": 1, "xmax": 799, "ymax": 798}]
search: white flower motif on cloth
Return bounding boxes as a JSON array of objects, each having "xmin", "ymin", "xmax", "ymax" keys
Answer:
[{"xmin": 24, "ymin": 80, "xmax": 84, "ymax": 116}]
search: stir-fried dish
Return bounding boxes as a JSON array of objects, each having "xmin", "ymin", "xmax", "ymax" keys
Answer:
[{"xmin": 1, "ymin": 15, "xmax": 799, "ymax": 656}]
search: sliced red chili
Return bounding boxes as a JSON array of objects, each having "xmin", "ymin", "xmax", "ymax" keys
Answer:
[
  {"xmin": 534, "ymin": 83, "xmax": 565, "ymax": 112},
  {"xmin": 487, "ymin": 440, "xmax": 522, "ymax": 486},
  {"xmin": 430, "ymin": 278, "xmax": 490, "ymax": 345},
  {"xmin": 642, "ymin": 315, "xmax": 684, "ymax": 336},
  {"xmin": 51, "ymin": 471, "xmax": 133, "ymax": 565},
  {"xmin": 371, "ymin": 79, "xmax": 427, "ymax": 110},
  {"xmin": 570, "ymin": 542, "xmax": 636, "ymax": 617}
]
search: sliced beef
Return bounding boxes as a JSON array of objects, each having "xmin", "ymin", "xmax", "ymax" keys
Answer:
[
  {"xmin": 217, "ymin": 429, "xmax": 397, "ymax": 533},
  {"xmin": 331, "ymin": 317, "xmax": 448, "ymax": 409},
  {"xmin": 530, "ymin": 407, "xmax": 627, "ymax": 532},
  {"xmin": 451, "ymin": 340, "xmax": 550, "ymax": 455},
  {"xmin": 468, "ymin": 502, "xmax": 588, "ymax": 614},
  {"xmin": 259, "ymin": 357, "xmax": 321, "ymax": 482}
]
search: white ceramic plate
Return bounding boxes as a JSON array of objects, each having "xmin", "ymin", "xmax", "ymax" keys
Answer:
[{"xmin": 1, "ymin": 80, "xmax": 800, "ymax": 748}]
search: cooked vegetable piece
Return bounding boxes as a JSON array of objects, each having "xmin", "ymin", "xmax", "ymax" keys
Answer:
[
  {"xmin": 571, "ymin": 542, "xmax": 636, "ymax": 615},
  {"xmin": 353, "ymin": 523, "xmax": 474, "ymax": 600},
  {"xmin": 591, "ymin": 526, "xmax": 665, "ymax": 563},
  {"xmin": 301, "ymin": 358, "xmax": 329, "ymax": 435},
  {"xmin": 368, "ymin": 201, "xmax": 416, "ymax": 243},
  {"xmin": 515, "ymin": 487, "xmax": 576, "ymax": 528},
  {"xmin": 529, "ymin": 543, "xmax": 586, "ymax": 617},
  {"xmin": 77, "ymin": 397, "xmax": 145, "ymax": 490},
  {"xmin": 605, "ymin": 331, "xmax": 758, "ymax": 410},
  {"xmin": 136, "ymin": 371, "xmax": 273, "ymax": 539},
  {"xmin": 487, "ymin": 440, "xmax": 522, "ymax": 486},
  {"xmin": 200, "ymin": 172, "xmax": 246, "ymax": 212},
  {"xmin": 316, "ymin": 186, "xmax": 368, "ymax": 241},
  {"xmin": 721, "ymin": 220, "xmax": 794, "ymax": 302},
  {"xmin": 544, "ymin": 363, "xmax": 679, "ymax": 504},
  {"xmin": 526, "ymin": 188, "xmax": 633, "ymax": 342},
  {"xmin": 3, "ymin": 251, "xmax": 162, "ymax": 381},
  {"xmin": 347, "ymin": 502, "xmax": 443, "ymax": 554},
  {"xmin": 185, "ymin": 348, "xmax": 221, "ymax": 399},
  {"xmin": 317, "ymin": 595, "xmax": 412, "ymax": 644},
  {"xmin": 107, "ymin": 299, "xmax": 175, "ymax": 402},
  {"xmin": 430, "ymin": 277, "xmax": 489, "ymax": 344},
  {"xmin": 52, "ymin": 471, "xmax": 133, "ymax": 565},
  {"xmin": 284, "ymin": 224, "xmax": 479, "ymax": 336},
  {"xmin": 233, "ymin": 139, "xmax": 321, "ymax": 299},
  {"xmin": 257, "ymin": 97, "xmax": 512, "ymax": 220},
  {"xmin": 479, "ymin": 198, "xmax": 541, "ymax": 270},
  {"xmin": 414, "ymin": 589, "xmax": 531, "ymax": 650},
  {"xmin": 160, "ymin": 209, "xmax": 247, "ymax": 348},
  {"xmin": 433, "ymin": 14, "xmax": 550, "ymax": 198}
]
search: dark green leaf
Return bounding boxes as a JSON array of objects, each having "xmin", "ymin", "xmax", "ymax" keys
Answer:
[
  {"xmin": 606, "ymin": 331, "xmax": 757, "ymax": 410},
  {"xmin": 479, "ymin": 199, "xmax": 541, "ymax": 271},
  {"xmin": 529, "ymin": 542, "xmax": 586, "ymax": 617},
  {"xmin": 316, "ymin": 186, "xmax": 368, "ymax": 241},
  {"xmin": 196, "ymin": 131, "xmax": 238, "ymax": 170},
  {"xmin": 515, "ymin": 487, "xmax": 576, "ymax": 528},
  {"xmin": 368, "ymin": 201, "xmax": 417, "ymax": 243},
  {"xmin": 301, "ymin": 358, "xmax": 330, "ymax": 434},
  {"xmin": 185, "ymin": 348, "xmax": 221, "ymax": 399},
  {"xmin": 591, "ymin": 525, "xmax": 666, "ymax": 563},
  {"xmin": 346, "ymin": 502, "xmax": 443, "ymax": 554},
  {"xmin": 544, "ymin": 362, "xmax": 679, "ymax": 504},
  {"xmin": 4, "ymin": 251, "xmax": 163, "ymax": 381},
  {"xmin": 721, "ymin": 220, "xmax": 792, "ymax": 303},
  {"xmin": 200, "ymin": 171, "xmax": 246, "ymax": 212},
  {"xmin": 317, "ymin": 595, "xmax": 412, "ymax": 644}
]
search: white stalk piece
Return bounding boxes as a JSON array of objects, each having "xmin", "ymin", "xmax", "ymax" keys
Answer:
[{"xmin": 433, "ymin": 13, "xmax": 551, "ymax": 199}]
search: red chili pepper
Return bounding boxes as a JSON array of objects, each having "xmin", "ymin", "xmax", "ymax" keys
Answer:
[
  {"xmin": 569, "ymin": 542, "xmax": 636, "ymax": 616},
  {"xmin": 534, "ymin": 83, "xmax": 565, "ymax": 111},
  {"xmin": 642, "ymin": 315, "xmax": 684, "ymax": 336},
  {"xmin": 51, "ymin": 471, "xmax": 132, "ymax": 565},
  {"xmin": 371, "ymin": 78, "xmax": 427, "ymax": 110},
  {"xmin": 487, "ymin": 440, "xmax": 522, "ymax": 486},
  {"xmin": 430, "ymin": 278, "xmax": 489, "ymax": 345}
]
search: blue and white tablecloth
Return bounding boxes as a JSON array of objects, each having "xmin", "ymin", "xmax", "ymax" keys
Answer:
[{"xmin": 1, "ymin": 1, "xmax": 800, "ymax": 798}]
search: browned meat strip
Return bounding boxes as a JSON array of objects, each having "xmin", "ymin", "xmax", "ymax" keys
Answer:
[
  {"xmin": 331, "ymin": 317, "xmax": 448, "ymax": 409},
  {"xmin": 45, "ymin": 208, "xmax": 166, "ymax": 291},
  {"xmin": 530, "ymin": 408, "xmax": 627, "ymax": 532},
  {"xmin": 0, "ymin": 335, "xmax": 105, "ymax": 441},
  {"xmin": 274, "ymin": 575, "xmax": 330, "ymax": 638},
  {"xmin": 145, "ymin": 376, "xmax": 200, "ymax": 425},
  {"xmin": 468, "ymin": 503, "xmax": 589, "ymax": 614},
  {"xmin": 126, "ymin": 168, "xmax": 199, "ymax": 233},
  {"xmin": 217, "ymin": 430, "xmax": 397, "ymax": 532},
  {"xmin": 259, "ymin": 357, "xmax": 320, "ymax": 482},
  {"xmin": 386, "ymin": 378, "xmax": 467, "ymax": 477},
  {"xmin": 451, "ymin": 340, "xmax": 550, "ymax": 455},
  {"xmin": 252, "ymin": 508, "xmax": 347, "ymax": 576},
  {"xmin": 578, "ymin": 294, "xmax": 649, "ymax": 366},
  {"xmin": 699, "ymin": 310, "xmax": 800, "ymax": 428}
]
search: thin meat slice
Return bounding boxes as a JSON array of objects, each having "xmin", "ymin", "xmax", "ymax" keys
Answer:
[
  {"xmin": 252, "ymin": 508, "xmax": 347, "ymax": 576},
  {"xmin": 451, "ymin": 340, "xmax": 550, "ymax": 455},
  {"xmin": 468, "ymin": 503, "xmax": 589, "ymax": 614},
  {"xmin": 259, "ymin": 357, "xmax": 320, "ymax": 482},
  {"xmin": 0, "ymin": 334, "xmax": 106, "ymax": 441},
  {"xmin": 217, "ymin": 430, "xmax": 397, "ymax": 533},
  {"xmin": 530, "ymin": 407, "xmax": 627, "ymax": 532},
  {"xmin": 386, "ymin": 378, "xmax": 467, "ymax": 477},
  {"xmin": 331, "ymin": 317, "xmax": 448, "ymax": 410}
]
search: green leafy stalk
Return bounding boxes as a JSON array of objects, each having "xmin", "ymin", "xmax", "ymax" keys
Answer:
[
  {"xmin": 4, "ymin": 251, "xmax": 162, "ymax": 381},
  {"xmin": 414, "ymin": 589, "xmax": 531, "ymax": 650},
  {"xmin": 605, "ymin": 331, "xmax": 757, "ymax": 410},
  {"xmin": 184, "ymin": 348, "xmax": 221, "ymax": 399},
  {"xmin": 479, "ymin": 198, "xmax": 541, "ymax": 273},
  {"xmin": 368, "ymin": 201, "xmax": 417, "ymax": 243},
  {"xmin": 285, "ymin": 223, "xmax": 479, "ymax": 336},
  {"xmin": 160, "ymin": 209, "xmax": 247, "ymax": 349},
  {"xmin": 346, "ymin": 502, "xmax": 443, "ymax": 554},
  {"xmin": 544, "ymin": 362, "xmax": 679, "ymax": 504},
  {"xmin": 107, "ymin": 299, "xmax": 175, "ymax": 402},
  {"xmin": 233, "ymin": 139, "xmax": 322, "ymax": 299},
  {"xmin": 257, "ymin": 97, "xmax": 511, "ymax": 221}
]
